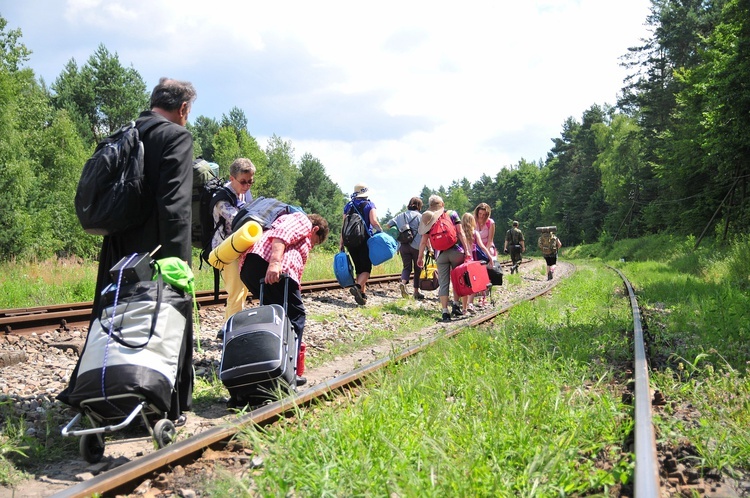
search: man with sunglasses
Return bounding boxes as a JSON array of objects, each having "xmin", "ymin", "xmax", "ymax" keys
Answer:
[{"xmin": 211, "ymin": 157, "xmax": 256, "ymax": 321}]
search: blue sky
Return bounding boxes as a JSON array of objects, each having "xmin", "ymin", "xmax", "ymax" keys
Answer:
[{"xmin": 2, "ymin": 0, "xmax": 652, "ymax": 216}]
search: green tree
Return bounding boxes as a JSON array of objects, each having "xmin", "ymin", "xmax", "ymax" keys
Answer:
[
  {"xmin": 212, "ymin": 127, "xmax": 241, "ymax": 176},
  {"xmin": 221, "ymin": 106, "xmax": 248, "ymax": 132},
  {"xmin": 257, "ymin": 134, "xmax": 299, "ymax": 203},
  {"xmin": 189, "ymin": 115, "xmax": 220, "ymax": 161},
  {"xmin": 670, "ymin": 0, "xmax": 750, "ymax": 238},
  {"xmin": 51, "ymin": 44, "xmax": 149, "ymax": 145},
  {"xmin": 593, "ymin": 113, "xmax": 649, "ymax": 239},
  {"xmin": 294, "ymin": 152, "xmax": 346, "ymax": 247},
  {"xmin": 35, "ymin": 110, "xmax": 97, "ymax": 257},
  {"xmin": 0, "ymin": 17, "xmax": 44, "ymax": 259}
]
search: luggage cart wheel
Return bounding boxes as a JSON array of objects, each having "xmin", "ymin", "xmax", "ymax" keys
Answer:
[
  {"xmin": 80, "ymin": 434, "xmax": 105, "ymax": 463},
  {"xmin": 153, "ymin": 419, "xmax": 176, "ymax": 448}
]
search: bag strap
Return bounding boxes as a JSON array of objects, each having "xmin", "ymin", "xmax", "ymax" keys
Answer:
[
  {"xmin": 350, "ymin": 201, "xmax": 372, "ymax": 237},
  {"xmin": 108, "ymin": 273, "xmax": 163, "ymax": 349}
]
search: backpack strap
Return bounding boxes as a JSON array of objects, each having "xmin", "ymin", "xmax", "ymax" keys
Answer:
[{"xmin": 350, "ymin": 201, "xmax": 372, "ymax": 237}]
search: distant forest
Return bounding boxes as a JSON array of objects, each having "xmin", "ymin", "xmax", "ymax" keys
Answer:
[{"xmin": 1, "ymin": 0, "xmax": 748, "ymax": 261}]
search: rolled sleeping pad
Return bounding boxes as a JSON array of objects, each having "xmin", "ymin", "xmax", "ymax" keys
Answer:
[
  {"xmin": 535, "ymin": 226, "xmax": 557, "ymax": 233},
  {"xmin": 208, "ymin": 220, "xmax": 263, "ymax": 270}
]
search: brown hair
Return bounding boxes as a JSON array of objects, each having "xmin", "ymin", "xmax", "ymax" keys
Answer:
[
  {"xmin": 308, "ymin": 214, "xmax": 329, "ymax": 243},
  {"xmin": 407, "ymin": 197, "xmax": 423, "ymax": 211},
  {"xmin": 473, "ymin": 202, "xmax": 491, "ymax": 220}
]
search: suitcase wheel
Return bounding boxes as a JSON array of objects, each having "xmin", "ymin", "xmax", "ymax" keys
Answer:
[
  {"xmin": 153, "ymin": 419, "xmax": 176, "ymax": 449},
  {"xmin": 80, "ymin": 433, "xmax": 105, "ymax": 463}
]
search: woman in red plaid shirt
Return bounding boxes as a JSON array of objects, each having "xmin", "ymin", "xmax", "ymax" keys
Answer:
[{"xmin": 239, "ymin": 212, "xmax": 329, "ymax": 385}]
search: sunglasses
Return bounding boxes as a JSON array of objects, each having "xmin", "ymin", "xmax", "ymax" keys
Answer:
[{"xmin": 236, "ymin": 178, "xmax": 254, "ymax": 186}]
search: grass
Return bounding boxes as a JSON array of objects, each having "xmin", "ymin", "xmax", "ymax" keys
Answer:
[
  {"xmin": 207, "ymin": 265, "xmax": 636, "ymax": 496},
  {"xmin": 0, "ymin": 249, "xmax": 404, "ymax": 309},
  {"xmin": 2, "ymin": 234, "xmax": 750, "ymax": 491}
]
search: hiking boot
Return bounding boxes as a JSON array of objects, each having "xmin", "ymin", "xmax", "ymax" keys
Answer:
[
  {"xmin": 349, "ymin": 285, "xmax": 366, "ymax": 305},
  {"xmin": 413, "ymin": 291, "xmax": 425, "ymax": 300},
  {"xmin": 361, "ymin": 293, "xmax": 368, "ymax": 304},
  {"xmin": 547, "ymin": 271, "xmax": 552, "ymax": 281},
  {"xmin": 399, "ymin": 282, "xmax": 409, "ymax": 298},
  {"xmin": 441, "ymin": 312, "xmax": 451, "ymax": 322},
  {"xmin": 451, "ymin": 304, "xmax": 464, "ymax": 317}
]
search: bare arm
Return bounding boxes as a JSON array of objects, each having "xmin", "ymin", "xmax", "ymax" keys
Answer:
[
  {"xmin": 369, "ymin": 208, "xmax": 382, "ymax": 232},
  {"xmin": 265, "ymin": 238, "xmax": 286, "ymax": 284},
  {"xmin": 474, "ymin": 232, "xmax": 493, "ymax": 261}
]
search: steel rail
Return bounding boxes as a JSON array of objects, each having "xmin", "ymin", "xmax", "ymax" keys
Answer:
[
  {"xmin": 0, "ymin": 275, "xmax": 402, "ymax": 334},
  {"xmin": 50, "ymin": 258, "xmax": 549, "ymax": 498},
  {"xmin": 611, "ymin": 267, "xmax": 660, "ymax": 498},
  {"xmin": 1, "ymin": 259, "xmax": 529, "ymax": 335}
]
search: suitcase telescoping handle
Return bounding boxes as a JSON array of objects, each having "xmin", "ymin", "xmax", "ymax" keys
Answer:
[{"xmin": 258, "ymin": 272, "xmax": 290, "ymax": 314}]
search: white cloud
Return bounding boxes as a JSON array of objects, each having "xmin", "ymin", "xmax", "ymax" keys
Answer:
[{"xmin": 4, "ymin": 0, "xmax": 651, "ymax": 215}]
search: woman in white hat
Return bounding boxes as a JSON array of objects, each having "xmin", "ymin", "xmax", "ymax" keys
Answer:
[
  {"xmin": 416, "ymin": 195, "xmax": 472, "ymax": 322},
  {"xmin": 340, "ymin": 183, "xmax": 383, "ymax": 305}
]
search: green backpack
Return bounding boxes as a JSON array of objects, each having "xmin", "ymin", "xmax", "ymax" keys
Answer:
[{"xmin": 538, "ymin": 232, "xmax": 558, "ymax": 255}]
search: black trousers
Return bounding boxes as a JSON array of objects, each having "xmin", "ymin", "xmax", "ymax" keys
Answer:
[{"xmin": 239, "ymin": 253, "xmax": 307, "ymax": 345}]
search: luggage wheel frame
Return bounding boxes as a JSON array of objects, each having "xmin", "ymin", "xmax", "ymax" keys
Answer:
[{"xmin": 61, "ymin": 393, "xmax": 176, "ymax": 463}]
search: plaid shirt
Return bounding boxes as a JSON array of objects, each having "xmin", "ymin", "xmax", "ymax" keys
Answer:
[{"xmin": 239, "ymin": 212, "xmax": 312, "ymax": 285}]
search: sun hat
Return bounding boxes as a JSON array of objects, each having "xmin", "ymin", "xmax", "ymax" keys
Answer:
[
  {"xmin": 352, "ymin": 183, "xmax": 369, "ymax": 199},
  {"xmin": 417, "ymin": 207, "xmax": 445, "ymax": 235}
]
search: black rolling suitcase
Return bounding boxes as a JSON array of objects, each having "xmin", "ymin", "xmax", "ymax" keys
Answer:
[{"xmin": 219, "ymin": 276, "xmax": 298, "ymax": 405}]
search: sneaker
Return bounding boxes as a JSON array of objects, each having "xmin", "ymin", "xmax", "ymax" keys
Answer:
[
  {"xmin": 466, "ymin": 304, "xmax": 476, "ymax": 314},
  {"xmin": 451, "ymin": 304, "xmax": 464, "ymax": 317},
  {"xmin": 216, "ymin": 328, "xmax": 224, "ymax": 340},
  {"xmin": 296, "ymin": 376, "xmax": 307, "ymax": 387},
  {"xmin": 349, "ymin": 285, "xmax": 366, "ymax": 305},
  {"xmin": 441, "ymin": 312, "xmax": 451, "ymax": 322},
  {"xmin": 175, "ymin": 414, "xmax": 187, "ymax": 427},
  {"xmin": 399, "ymin": 282, "xmax": 409, "ymax": 298},
  {"xmin": 413, "ymin": 291, "xmax": 425, "ymax": 300}
]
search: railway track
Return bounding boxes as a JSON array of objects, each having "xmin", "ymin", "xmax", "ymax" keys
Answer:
[
  {"xmin": 0, "ymin": 274, "xmax": 401, "ymax": 335},
  {"xmin": 45, "ymin": 263, "xmax": 661, "ymax": 498},
  {"xmin": 0, "ymin": 259, "xmax": 528, "ymax": 335}
]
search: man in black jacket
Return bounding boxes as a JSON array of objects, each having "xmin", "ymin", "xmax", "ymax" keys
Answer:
[
  {"xmin": 92, "ymin": 77, "xmax": 197, "ymax": 303},
  {"xmin": 60, "ymin": 78, "xmax": 197, "ymax": 420}
]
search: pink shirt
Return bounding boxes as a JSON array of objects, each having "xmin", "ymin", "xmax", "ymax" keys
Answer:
[
  {"xmin": 239, "ymin": 212, "xmax": 312, "ymax": 285},
  {"xmin": 477, "ymin": 217, "xmax": 495, "ymax": 249}
]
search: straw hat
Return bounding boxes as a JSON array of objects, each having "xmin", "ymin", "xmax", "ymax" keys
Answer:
[
  {"xmin": 352, "ymin": 183, "xmax": 369, "ymax": 199},
  {"xmin": 417, "ymin": 207, "xmax": 445, "ymax": 235}
]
